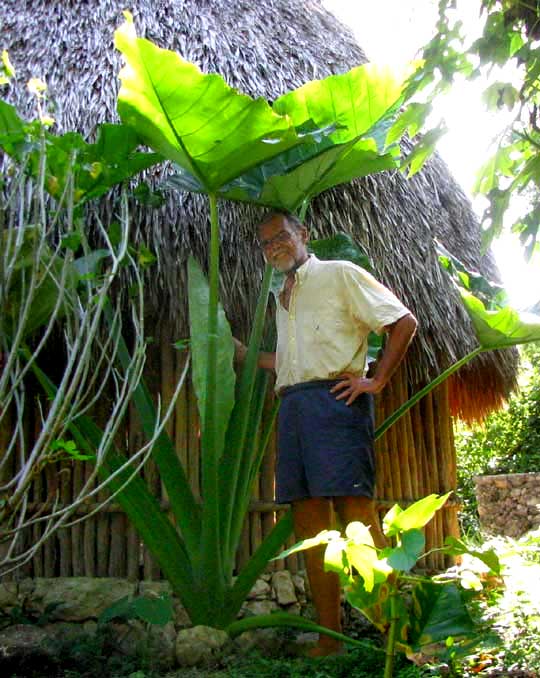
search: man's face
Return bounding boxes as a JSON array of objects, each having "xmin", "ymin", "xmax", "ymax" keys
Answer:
[{"xmin": 258, "ymin": 216, "xmax": 309, "ymax": 274}]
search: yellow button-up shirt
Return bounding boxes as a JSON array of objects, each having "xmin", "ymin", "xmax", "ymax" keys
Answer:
[{"xmin": 275, "ymin": 255, "xmax": 411, "ymax": 391}]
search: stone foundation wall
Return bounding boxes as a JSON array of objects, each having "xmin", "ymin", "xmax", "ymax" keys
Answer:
[
  {"xmin": 0, "ymin": 572, "xmax": 311, "ymax": 669},
  {"xmin": 475, "ymin": 472, "xmax": 540, "ymax": 538}
]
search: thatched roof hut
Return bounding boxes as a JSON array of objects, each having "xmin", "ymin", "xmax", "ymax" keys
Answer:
[{"xmin": 2, "ymin": 0, "xmax": 518, "ymax": 576}]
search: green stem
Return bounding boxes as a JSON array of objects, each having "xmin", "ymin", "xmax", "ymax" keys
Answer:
[
  {"xmin": 375, "ymin": 347, "xmax": 482, "ymax": 440},
  {"xmin": 297, "ymin": 199, "xmax": 310, "ymax": 222},
  {"xmin": 226, "ymin": 612, "xmax": 384, "ymax": 652},
  {"xmin": 384, "ymin": 585, "xmax": 399, "ymax": 678},
  {"xmin": 200, "ymin": 192, "xmax": 223, "ymax": 610}
]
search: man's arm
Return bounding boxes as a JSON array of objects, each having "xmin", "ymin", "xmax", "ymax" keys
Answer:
[
  {"xmin": 233, "ymin": 338, "xmax": 276, "ymax": 371},
  {"xmin": 331, "ymin": 313, "xmax": 417, "ymax": 405}
]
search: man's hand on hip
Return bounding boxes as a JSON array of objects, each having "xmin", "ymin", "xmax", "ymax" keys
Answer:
[{"xmin": 330, "ymin": 373, "xmax": 384, "ymax": 405}]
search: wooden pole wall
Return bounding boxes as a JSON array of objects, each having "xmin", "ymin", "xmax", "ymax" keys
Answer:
[{"xmin": 2, "ymin": 342, "xmax": 459, "ymax": 580}]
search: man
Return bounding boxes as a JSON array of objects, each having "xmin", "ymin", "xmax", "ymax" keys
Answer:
[{"xmin": 235, "ymin": 211, "xmax": 417, "ymax": 656}]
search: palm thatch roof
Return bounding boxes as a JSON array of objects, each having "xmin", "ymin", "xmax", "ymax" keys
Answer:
[{"xmin": 2, "ymin": 0, "xmax": 518, "ymax": 421}]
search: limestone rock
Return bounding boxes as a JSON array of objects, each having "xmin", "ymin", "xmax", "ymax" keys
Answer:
[
  {"xmin": 108, "ymin": 619, "xmax": 176, "ymax": 669},
  {"xmin": 247, "ymin": 578, "xmax": 271, "ymax": 600},
  {"xmin": 242, "ymin": 599, "xmax": 279, "ymax": 617},
  {"xmin": 175, "ymin": 625, "xmax": 230, "ymax": 667},
  {"xmin": 138, "ymin": 581, "xmax": 173, "ymax": 598},
  {"xmin": 32, "ymin": 577, "xmax": 136, "ymax": 621},
  {"xmin": 271, "ymin": 571, "xmax": 297, "ymax": 605},
  {"xmin": 233, "ymin": 628, "xmax": 283, "ymax": 656}
]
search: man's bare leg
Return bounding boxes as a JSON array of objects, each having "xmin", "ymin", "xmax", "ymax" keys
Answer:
[
  {"xmin": 333, "ymin": 495, "xmax": 386, "ymax": 549},
  {"xmin": 292, "ymin": 497, "xmax": 342, "ymax": 656}
]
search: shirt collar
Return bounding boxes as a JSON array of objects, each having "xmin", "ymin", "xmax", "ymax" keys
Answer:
[{"xmin": 295, "ymin": 253, "xmax": 317, "ymax": 283}]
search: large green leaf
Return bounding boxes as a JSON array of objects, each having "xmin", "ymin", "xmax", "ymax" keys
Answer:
[
  {"xmin": 409, "ymin": 582, "xmax": 476, "ymax": 651},
  {"xmin": 187, "ymin": 256, "xmax": 236, "ymax": 461},
  {"xmin": 272, "ymin": 62, "xmax": 405, "ymax": 147},
  {"xmin": 117, "ymin": 18, "xmax": 408, "ymax": 206},
  {"xmin": 438, "ymin": 244, "xmax": 540, "ymax": 349},
  {"xmin": 115, "ymin": 13, "xmax": 306, "ymax": 192},
  {"xmin": 458, "ymin": 290, "xmax": 540, "ymax": 349},
  {"xmin": 213, "ymin": 63, "xmax": 407, "ymax": 210},
  {"xmin": 215, "ymin": 136, "xmax": 397, "ymax": 211}
]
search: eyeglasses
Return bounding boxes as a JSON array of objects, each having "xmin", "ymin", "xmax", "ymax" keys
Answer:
[{"xmin": 258, "ymin": 230, "xmax": 293, "ymax": 250}]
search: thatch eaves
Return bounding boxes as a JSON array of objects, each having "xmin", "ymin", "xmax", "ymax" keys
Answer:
[{"xmin": 1, "ymin": 0, "xmax": 518, "ymax": 421}]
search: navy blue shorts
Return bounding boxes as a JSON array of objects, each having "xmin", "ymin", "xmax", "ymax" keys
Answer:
[{"xmin": 276, "ymin": 380, "xmax": 375, "ymax": 504}]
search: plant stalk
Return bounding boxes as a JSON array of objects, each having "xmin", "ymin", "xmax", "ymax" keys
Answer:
[
  {"xmin": 384, "ymin": 583, "xmax": 399, "ymax": 678},
  {"xmin": 200, "ymin": 192, "xmax": 224, "ymax": 610},
  {"xmin": 375, "ymin": 347, "xmax": 483, "ymax": 440}
]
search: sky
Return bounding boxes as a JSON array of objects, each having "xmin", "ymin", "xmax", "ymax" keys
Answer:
[{"xmin": 323, "ymin": 0, "xmax": 539, "ymax": 309}]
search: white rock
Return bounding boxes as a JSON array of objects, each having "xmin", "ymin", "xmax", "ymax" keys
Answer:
[
  {"xmin": 175, "ymin": 625, "xmax": 230, "ymax": 667},
  {"xmin": 271, "ymin": 571, "xmax": 297, "ymax": 605},
  {"xmin": 247, "ymin": 578, "xmax": 271, "ymax": 600}
]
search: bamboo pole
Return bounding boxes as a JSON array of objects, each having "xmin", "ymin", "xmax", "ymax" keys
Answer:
[
  {"xmin": 127, "ymin": 399, "xmax": 143, "ymax": 581},
  {"xmin": 96, "ymin": 400, "xmax": 111, "ymax": 577},
  {"xmin": 386, "ymin": 378, "xmax": 403, "ymax": 501},
  {"xmin": 71, "ymin": 459, "xmax": 84, "ymax": 576},
  {"xmin": 31, "ymin": 405, "xmax": 43, "ymax": 577},
  {"xmin": 83, "ymin": 456, "xmax": 96, "ymax": 578}
]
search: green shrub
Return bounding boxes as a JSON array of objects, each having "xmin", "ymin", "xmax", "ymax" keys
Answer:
[{"xmin": 455, "ymin": 342, "xmax": 540, "ymax": 534}]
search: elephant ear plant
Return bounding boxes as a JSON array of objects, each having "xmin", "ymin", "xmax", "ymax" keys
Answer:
[
  {"xmin": 99, "ymin": 12, "xmax": 413, "ymax": 629},
  {"xmin": 270, "ymin": 493, "xmax": 502, "ymax": 678}
]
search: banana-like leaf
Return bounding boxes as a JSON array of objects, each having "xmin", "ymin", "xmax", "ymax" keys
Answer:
[
  {"xmin": 458, "ymin": 290, "xmax": 540, "ymax": 349},
  {"xmin": 438, "ymin": 244, "xmax": 540, "ymax": 349},
  {"xmin": 115, "ymin": 14, "xmax": 307, "ymax": 192},
  {"xmin": 116, "ymin": 17, "xmax": 408, "ymax": 202},
  {"xmin": 409, "ymin": 582, "xmax": 476, "ymax": 651},
  {"xmin": 187, "ymin": 256, "xmax": 236, "ymax": 461},
  {"xmin": 0, "ymin": 100, "xmax": 160, "ymax": 205},
  {"xmin": 216, "ymin": 136, "xmax": 397, "ymax": 211}
]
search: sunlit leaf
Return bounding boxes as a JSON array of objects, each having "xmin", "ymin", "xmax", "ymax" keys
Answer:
[
  {"xmin": 115, "ymin": 13, "xmax": 305, "ymax": 192},
  {"xmin": 383, "ymin": 493, "xmax": 451, "ymax": 537},
  {"xmin": 273, "ymin": 529, "xmax": 342, "ymax": 560}
]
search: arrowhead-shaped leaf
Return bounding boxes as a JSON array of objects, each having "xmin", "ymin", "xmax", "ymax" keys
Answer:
[
  {"xmin": 115, "ymin": 13, "xmax": 306, "ymax": 191},
  {"xmin": 387, "ymin": 528, "xmax": 425, "ymax": 571},
  {"xmin": 383, "ymin": 493, "xmax": 451, "ymax": 537},
  {"xmin": 214, "ymin": 63, "xmax": 407, "ymax": 210}
]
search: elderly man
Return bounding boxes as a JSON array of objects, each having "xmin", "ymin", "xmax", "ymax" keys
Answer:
[{"xmin": 235, "ymin": 211, "xmax": 417, "ymax": 655}]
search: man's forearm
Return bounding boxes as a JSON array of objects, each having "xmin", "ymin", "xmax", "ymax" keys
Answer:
[
  {"xmin": 257, "ymin": 351, "xmax": 276, "ymax": 371},
  {"xmin": 371, "ymin": 313, "xmax": 417, "ymax": 390},
  {"xmin": 233, "ymin": 338, "xmax": 276, "ymax": 371}
]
